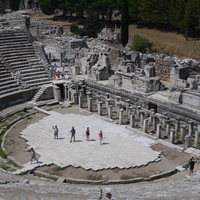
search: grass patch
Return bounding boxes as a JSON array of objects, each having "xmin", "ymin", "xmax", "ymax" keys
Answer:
[
  {"xmin": 121, "ymin": 175, "xmax": 134, "ymax": 180},
  {"xmin": 113, "ymin": 167, "xmax": 120, "ymax": 173},
  {"xmin": 7, "ymin": 159, "xmax": 20, "ymax": 168},
  {"xmin": 26, "ymin": 116, "xmax": 33, "ymax": 120},
  {"xmin": 52, "ymin": 166, "xmax": 64, "ymax": 175},
  {"xmin": 0, "ymin": 163, "xmax": 9, "ymax": 171},
  {"xmin": 87, "ymin": 174, "xmax": 102, "ymax": 181}
]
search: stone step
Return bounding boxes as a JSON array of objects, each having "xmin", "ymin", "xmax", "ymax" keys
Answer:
[
  {"xmin": 0, "ymin": 83, "xmax": 21, "ymax": 91},
  {"xmin": 2, "ymin": 51, "xmax": 36, "ymax": 58},
  {"xmin": 0, "ymin": 38, "xmax": 29, "ymax": 44},
  {"xmin": 0, "ymin": 76, "xmax": 15, "ymax": 83},
  {"xmin": 22, "ymin": 74, "xmax": 49, "ymax": 81},
  {"xmin": 6, "ymin": 56, "xmax": 36, "ymax": 63},
  {"xmin": 25, "ymin": 77, "xmax": 50, "ymax": 85},
  {"xmin": 21, "ymin": 68, "xmax": 44, "ymax": 74},
  {"xmin": 27, "ymin": 80, "xmax": 52, "ymax": 88},
  {"xmin": 11, "ymin": 66, "xmax": 31, "ymax": 71},
  {"xmin": 1, "ymin": 48, "xmax": 35, "ymax": 55},
  {"xmin": 0, "ymin": 87, "xmax": 21, "ymax": 96},
  {"xmin": 0, "ymin": 42, "xmax": 32, "ymax": 48},
  {"xmin": 0, "ymin": 79, "xmax": 17, "ymax": 87},
  {"xmin": 21, "ymin": 71, "xmax": 47, "ymax": 77},
  {"xmin": 0, "ymin": 73, "xmax": 11, "ymax": 79},
  {"xmin": 0, "ymin": 35, "xmax": 28, "ymax": 41},
  {"xmin": 9, "ymin": 60, "xmax": 29, "ymax": 66},
  {"xmin": 0, "ymin": 42, "xmax": 33, "ymax": 49},
  {"xmin": 0, "ymin": 31, "xmax": 26, "ymax": 37},
  {"xmin": 0, "ymin": 70, "xmax": 9, "ymax": 75},
  {"xmin": 4, "ymin": 54, "xmax": 36, "ymax": 61}
]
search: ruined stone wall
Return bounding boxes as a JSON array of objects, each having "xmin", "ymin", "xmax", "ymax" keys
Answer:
[
  {"xmin": 0, "ymin": 89, "xmax": 37, "ymax": 110},
  {"xmin": 86, "ymin": 80, "xmax": 200, "ymax": 125}
]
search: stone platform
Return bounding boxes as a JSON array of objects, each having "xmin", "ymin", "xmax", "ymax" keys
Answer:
[{"xmin": 13, "ymin": 107, "xmax": 160, "ymax": 174}]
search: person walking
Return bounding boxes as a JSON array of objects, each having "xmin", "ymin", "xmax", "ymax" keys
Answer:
[
  {"xmin": 106, "ymin": 192, "xmax": 116, "ymax": 200},
  {"xmin": 70, "ymin": 126, "xmax": 76, "ymax": 142},
  {"xmin": 99, "ymin": 130, "xmax": 103, "ymax": 145},
  {"xmin": 30, "ymin": 148, "xmax": 38, "ymax": 164},
  {"xmin": 53, "ymin": 125, "xmax": 59, "ymax": 139},
  {"xmin": 188, "ymin": 157, "xmax": 195, "ymax": 176},
  {"xmin": 86, "ymin": 127, "xmax": 90, "ymax": 141}
]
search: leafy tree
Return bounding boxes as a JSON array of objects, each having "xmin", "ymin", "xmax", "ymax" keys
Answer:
[
  {"xmin": 130, "ymin": 34, "xmax": 151, "ymax": 53},
  {"xmin": 38, "ymin": 0, "xmax": 59, "ymax": 15},
  {"xmin": 121, "ymin": 0, "xmax": 129, "ymax": 46},
  {"xmin": 84, "ymin": 14, "xmax": 103, "ymax": 37},
  {"xmin": 10, "ymin": 0, "xmax": 20, "ymax": 11}
]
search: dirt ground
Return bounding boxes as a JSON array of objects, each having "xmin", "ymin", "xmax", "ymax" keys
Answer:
[{"xmin": 4, "ymin": 105, "xmax": 196, "ymax": 181}]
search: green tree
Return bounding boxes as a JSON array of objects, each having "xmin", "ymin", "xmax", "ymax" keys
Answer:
[
  {"xmin": 84, "ymin": 14, "xmax": 103, "ymax": 37},
  {"xmin": 38, "ymin": 0, "xmax": 59, "ymax": 15},
  {"xmin": 121, "ymin": 0, "xmax": 129, "ymax": 46},
  {"xmin": 10, "ymin": 0, "xmax": 20, "ymax": 11}
]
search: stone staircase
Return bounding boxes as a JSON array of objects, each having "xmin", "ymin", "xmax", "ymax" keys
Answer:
[
  {"xmin": 0, "ymin": 60, "xmax": 21, "ymax": 96},
  {"xmin": 0, "ymin": 30, "xmax": 52, "ymax": 89},
  {"xmin": 31, "ymin": 84, "xmax": 52, "ymax": 103}
]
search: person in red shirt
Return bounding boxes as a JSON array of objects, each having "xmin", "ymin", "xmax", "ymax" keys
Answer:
[{"xmin": 99, "ymin": 130, "xmax": 103, "ymax": 145}]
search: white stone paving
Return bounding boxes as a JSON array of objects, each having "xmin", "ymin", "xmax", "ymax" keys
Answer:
[{"xmin": 14, "ymin": 109, "xmax": 161, "ymax": 174}]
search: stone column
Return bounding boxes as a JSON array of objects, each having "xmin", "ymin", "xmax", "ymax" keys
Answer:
[
  {"xmin": 165, "ymin": 120, "xmax": 170, "ymax": 137},
  {"xmin": 125, "ymin": 100, "xmax": 131, "ymax": 115},
  {"xmin": 130, "ymin": 114, "xmax": 135, "ymax": 128},
  {"xmin": 116, "ymin": 102, "xmax": 121, "ymax": 117},
  {"xmin": 119, "ymin": 109, "xmax": 124, "ymax": 125},
  {"xmin": 162, "ymin": 112, "xmax": 168, "ymax": 128},
  {"xmin": 64, "ymin": 85, "xmax": 68, "ymax": 100},
  {"xmin": 136, "ymin": 106, "xmax": 141, "ymax": 121},
  {"xmin": 188, "ymin": 121, "xmax": 194, "ymax": 136},
  {"xmin": 180, "ymin": 125, "xmax": 186, "ymax": 143},
  {"xmin": 79, "ymin": 94, "xmax": 83, "ymax": 108},
  {"xmin": 68, "ymin": 90, "xmax": 71, "ymax": 101},
  {"xmin": 88, "ymin": 98, "xmax": 92, "ymax": 112},
  {"xmin": 115, "ymin": 96, "xmax": 121, "ymax": 108},
  {"xmin": 156, "ymin": 124, "xmax": 161, "ymax": 139},
  {"xmin": 175, "ymin": 117, "xmax": 180, "ymax": 133},
  {"xmin": 194, "ymin": 130, "xmax": 200, "ymax": 148},
  {"xmin": 152, "ymin": 115, "xmax": 157, "ymax": 132},
  {"xmin": 98, "ymin": 101, "xmax": 103, "ymax": 116},
  {"xmin": 73, "ymin": 93, "xmax": 78, "ymax": 104},
  {"xmin": 140, "ymin": 111, "xmax": 144, "ymax": 127},
  {"xmin": 86, "ymin": 91, "xmax": 92, "ymax": 98},
  {"xmin": 148, "ymin": 109, "xmax": 154, "ymax": 126},
  {"xmin": 170, "ymin": 130, "xmax": 175, "ymax": 144},
  {"xmin": 108, "ymin": 105, "xmax": 113, "ymax": 119},
  {"xmin": 143, "ymin": 119, "xmax": 148, "ymax": 133},
  {"xmin": 185, "ymin": 135, "xmax": 191, "ymax": 149},
  {"xmin": 127, "ymin": 106, "xmax": 132, "ymax": 121},
  {"xmin": 106, "ymin": 98, "xmax": 111, "ymax": 109}
]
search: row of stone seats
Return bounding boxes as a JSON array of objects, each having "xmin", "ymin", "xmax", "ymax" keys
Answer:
[
  {"xmin": 0, "ymin": 30, "xmax": 51, "ymax": 89},
  {"xmin": 0, "ymin": 61, "xmax": 21, "ymax": 96}
]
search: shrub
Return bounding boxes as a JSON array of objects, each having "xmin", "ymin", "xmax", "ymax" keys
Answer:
[
  {"xmin": 130, "ymin": 34, "xmax": 151, "ymax": 53},
  {"xmin": 70, "ymin": 24, "xmax": 78, "ymax": 33}
]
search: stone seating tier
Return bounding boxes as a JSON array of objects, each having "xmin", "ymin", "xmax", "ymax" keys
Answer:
[
  {"xmin": 0, "ymin": 76, "xmax": 15, "ymax": 84},
  {"xmin": 0, "ymin": 83, "xmax": 21, "ymax": 95},
  {"xmin": 0, "ymin": 30, "xmax": 51, "ymax": 89},
  {"xmin": 22, "ymin": 74, "xmax": 50, "ymax": 82},
  {"xmin": 0, "ymin": 43, "xmax": 33, "ymax": 49},
  {"xmin": 0, "ymin": 38, "xmax": 29, "ymax": 45},
  {"xmin": 1, "ymin": 50, "xmax": 35, "ymax": 57},
  {"xmin": 27, "ymin": 79, "xmax": 52, "ymax": 88},
  {"xmin": 21, "ymin": 70, "xmax": 48, "ymax": 78},
  {"xmin": 0, "ymin": 87, "xmax": 22, "ymax": 96},
  {"xmin": 5, "ymin": 55, "xmax": 36, "ymax": 63}
]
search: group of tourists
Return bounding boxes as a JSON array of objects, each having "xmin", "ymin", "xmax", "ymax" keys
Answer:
[
  {"xmin": 50, "ymin": 63, "xmax": 66, "ymax": 79},
  {"xmin": 52, "ymin": 125, "xmax": 104, "ymax": 145}
]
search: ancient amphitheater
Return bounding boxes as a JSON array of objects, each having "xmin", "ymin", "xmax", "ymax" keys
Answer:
[{"xmin": 1, "ymin": 8, "xmax": 200, "ymax": 200}]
